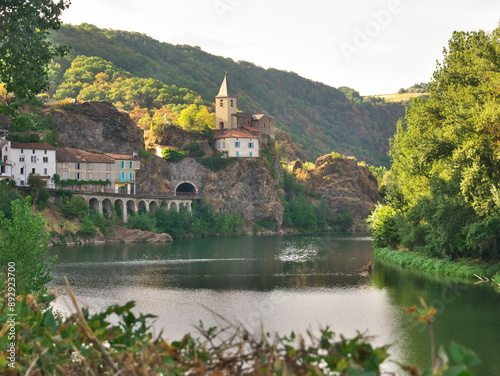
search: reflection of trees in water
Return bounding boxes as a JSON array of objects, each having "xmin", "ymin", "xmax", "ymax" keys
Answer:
[{"xmin": 371, "ymin": 262, "xmax": 500, "ymax": 375}]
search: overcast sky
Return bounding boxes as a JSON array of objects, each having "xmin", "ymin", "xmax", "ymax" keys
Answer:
[{"xmin": 60, "ymin": 0, "xmax": 500, "ymax": 95}]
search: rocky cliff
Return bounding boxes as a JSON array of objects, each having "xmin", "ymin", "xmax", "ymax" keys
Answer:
[
  {"xmin": 137, "ymin": 156, "xmax": 284, "ymax": 229},
  {"xmin": 41, "ymin": 101, "xmax": 144, "ymax": 153},
  {"xmin": 295, "ymin": 153, "xmax": 380, "ymax": 230}
]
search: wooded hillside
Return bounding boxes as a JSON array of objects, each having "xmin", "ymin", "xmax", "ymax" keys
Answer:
[{"xmin": 47, "ymin": 23, "xmax": 404, "ymax": 166}]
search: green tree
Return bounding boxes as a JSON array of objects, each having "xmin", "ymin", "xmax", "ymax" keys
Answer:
[
  {"xmin": 0, "ymin": 0, "xmax": 71, "ymax": 114},
  {"xmin": 378, "ymin": 26, "xmax": 500, "ymax": 260},
  {"xmin": 0, "ymin": 180, "xmax": 22, "ymax": 219},
  {"xmin": 28, "ymin": 173, "xmax": 49, "ymax": 209},
  {"xmin": 0, "ymin": 199, "xmax": 56, "ymax": 294}
]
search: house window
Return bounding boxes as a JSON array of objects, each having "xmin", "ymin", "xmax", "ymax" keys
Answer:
[
  {"xmin": 31, "ymin": 156, "xmax": 37, "ymax": 162},
  {"xmin": 44, "ymin": 150, "xmax": 47, "ymax": 154},
  {"xmin": 129, "ymin": 172, "xmax": 133, "ymax": 180},
  {"xmin": 120, "ymin": 172, "xmax": 126, "ymax": 182},
  {"xmin": 120, "ymin": 161, "xmax": 125, "ymax": 168},
  {"xmin": 235, "ymin": 141, "xmax": 240, "ymax": 148},
  {"xmin": 32, "ymin": 149, "xmax": 35, "ymax": 154},
  {"xmin": 75, "ymin": 162, "xmax": 81, "ymax": 169},
  {"xmin": 230, "ymin": 99, "xmax": 234, "ymax": 107},
  {"xmin": 20, "ymin": 149, "xmax": 23, "ymax": 153},
  {"xmin": 106, "ymin": 163, "xmax": 111, "ymax": 171},
  {"xmin": 63, "ymin": 172, "xmax": 68, "ymax": 179},
  {"xmin": 44, "ymin": 168, "xmax": 48, "ymax": 175},
  {"xmin": 75, "ymin": 172, "xmax": 81, "ymax": 179},
  {"xmin": 89, "ymin": 173, "xmax": 93, "ymax": 180},
  {"xmin": 19, "ymin": 156, "xmax": 24, "ymax": 162},
  {"xmin": 89, "ymin": 163, "xmax": 93, "ymax": 170},
  {"xmin": 43, "ymin": 157, "xmax": 48, "ymax": 163},
  {"xmin": 20, "ymin": 167, "xmax": 24, "ymax": 174},
  {"xmin": 220, "ymin": 100, "xmax": 223, "ymax": 107},
  {"xmin": 236, "ymin": 151, "xmax": 240, "ymax": 157},
  {"xmin": 223, "ymin": 141, "xmax": 226, "ymax": 148},
  {"xmin": 106, "ymin": 173, "xmax": 111, "ymax": 180},
  {"xmin": 32, "ymin": 168, "xmax": 36, "ymax": 174},
  {"xmin": 249, "ymin": 152, "xmax": 253, "ymax": 157},
  {"xmin": 248, "ymin": 142, "xmax": 254, "ymax": 148},
  {"xmin": 129, "ymin": 161, "xmax": 133, "ymax": 168}
]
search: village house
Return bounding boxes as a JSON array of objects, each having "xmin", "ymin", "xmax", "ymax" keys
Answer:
[
  {"xmin": 56, "ymin": 148, "xmax": 140, "ymax": 194},
  {"xmin": 214, "ymin": 73, "xmax": 275, "ymax": 157},
  {"xmin": 0, "ymin": 141, "xmax": 57, "ymax": 188}
]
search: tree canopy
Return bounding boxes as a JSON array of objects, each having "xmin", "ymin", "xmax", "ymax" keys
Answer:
[
  {"xmin": 370, "ymin": 26, "xmax": 500, "ymax": 261},
  {"xmin": 0, "ymin": 0, "xmax": 70, "ymax": 114}
]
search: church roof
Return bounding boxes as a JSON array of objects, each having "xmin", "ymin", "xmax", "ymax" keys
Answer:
[
  {"xmin": 233, "ymin": 112, "xmax": 274, "ymax": 120},
  {"xmin": 216, "ymin": 73, "xmax": 236, "ymax": 97},
  {"xmin": 241, "ymin": 125, "xmax": 261, "ymax": 133},
  {"xmin": 215, "ymin": 129, "xmax": 256, "ymax": 139}
]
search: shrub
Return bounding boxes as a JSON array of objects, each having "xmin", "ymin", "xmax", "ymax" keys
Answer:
[
  {"xmin": 78, "ymin": 216, "xmax": 97, "ymax": 237},
  {"xmin": 162, "ymin": 147, "xmax": 185, "ymax": 162},
  {"xmin": 367, "ymin": 204, "xmax": 400, "ymax": 248},
  {"xmin": 61, "ymin": 196, "xmax": 89, "ymax": 219},
  {"xmin": 127, "ymin": 212, "xmax": 156, "ymax": 232}
]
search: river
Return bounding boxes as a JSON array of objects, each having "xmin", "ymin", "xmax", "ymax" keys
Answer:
[{"xmin": 48, "ymin": 234, "xmax": 500, "ymax": 375}]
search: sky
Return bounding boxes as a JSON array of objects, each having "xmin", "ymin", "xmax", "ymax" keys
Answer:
[{"xmin": 60, "ymin": 0, "xmax": 500, "ymax": 96}]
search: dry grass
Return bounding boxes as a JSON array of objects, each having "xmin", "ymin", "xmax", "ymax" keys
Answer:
[{"xmin": 369, "ymin": 92, "xmax": 429, "ymax": 103}]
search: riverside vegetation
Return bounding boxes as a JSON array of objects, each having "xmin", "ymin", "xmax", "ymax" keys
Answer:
[
  {"xmin": 0, "ymin": 198, "xmax": 482, "ymax": 375},
  {"xmin": 368, "ymin": 27, "xmax": 500, "ymax": 284}
]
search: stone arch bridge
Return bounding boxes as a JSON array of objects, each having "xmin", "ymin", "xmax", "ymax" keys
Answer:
[{"xmin": 74, "ymin": 192, "xmax": 199, "ymax": 223}]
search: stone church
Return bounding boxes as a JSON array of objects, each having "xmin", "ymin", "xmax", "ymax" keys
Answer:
[{"xmin": 214, "ymin": 73, "xmax": 275, "ymax": 157}]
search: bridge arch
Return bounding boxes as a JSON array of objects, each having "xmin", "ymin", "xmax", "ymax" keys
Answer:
[
  {"xmin": 102, "ymin": 198, "xmax": 113, "ymax": 218},
  {"xmin": 126, "ymin": 200, "xmax": 136, "ymax": 215},
  {"xmin": 170, "ymin": 202, "xmax": 178, "ymax": 211},
  {"xmin": 138, "ymin": 200, "xmax": 147, "ymax": 213},
  {"xmin": 149, "ymin": 201, "xmax": 158, "ymax": 214},
  {"xmin": 113, "ymin": 199, "xmax": 126, "ymax": 222},
  {"xmin": 175, "ymin": 182, "xmax": 197, "ymax": 196},
  {"xmin": 89, "ymin": 197, "xmax": 100, "ymax": 212}
]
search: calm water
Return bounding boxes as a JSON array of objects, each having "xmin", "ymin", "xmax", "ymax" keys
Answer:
[{"xmin": 48, "ymin": 234, "xmax": 500, "ymax": 375}]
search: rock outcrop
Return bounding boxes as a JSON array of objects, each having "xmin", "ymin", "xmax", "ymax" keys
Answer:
[
  {"xmin": 137, "ymin": 157, "xmax": 284, "ymax": 229},
  {"xmin": 41, "ymin": 101, "xmax": 144, "ymax": 153},
  {"xmin": 296, "ymin": 153, "xmax": 380, "ymax": 230}
]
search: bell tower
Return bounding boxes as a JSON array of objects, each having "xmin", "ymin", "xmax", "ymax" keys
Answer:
[{"xmin": 215, "ymin": 71, "xmax": 237, "ymax": 130}]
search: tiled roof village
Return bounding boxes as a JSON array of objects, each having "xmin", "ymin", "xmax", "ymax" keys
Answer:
[{"xmin": 0, "ymin": 73, "xmax": 274, "ymax": 192}]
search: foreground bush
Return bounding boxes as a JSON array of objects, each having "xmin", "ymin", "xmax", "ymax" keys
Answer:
[{"xmin": 0, "ymin": 288, "xmax": 481, "ymax": 376}]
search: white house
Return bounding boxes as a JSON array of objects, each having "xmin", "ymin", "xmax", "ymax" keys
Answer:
[
  {"xmin": 0, "ymin": 138, "xmax": 13, "ymax": 181},
  {"xmin": 9, "ymin": 142, "xmax": 57, "ymax": 188},
  {"xmin": 215, "ymin": 129, "xmax": 260, "ymax": 158}
]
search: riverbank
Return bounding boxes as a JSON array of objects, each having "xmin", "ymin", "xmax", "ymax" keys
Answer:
[{"xmin": 374, "ymin": 247, "xmax": 500, "ymax": 285}]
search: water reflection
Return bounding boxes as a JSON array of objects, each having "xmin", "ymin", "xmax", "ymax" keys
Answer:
[{"xmin": 48, "ymin": 234, "xmax": 499, "ymax": 374}]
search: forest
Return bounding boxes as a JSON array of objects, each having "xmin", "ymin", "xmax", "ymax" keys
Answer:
[
  {"xmin": 369, "ymin": 26, "xmax": 500, "ymax": 262},
  {"xmin": 46, "ymin": 23, "xmax": 405, "ymax": 166}
]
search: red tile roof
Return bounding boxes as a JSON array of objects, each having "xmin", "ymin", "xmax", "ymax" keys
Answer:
[
  {"xmin": 56, "ymin": 148, "xmax": 115, "ymax": 163},
  {"xmin": 11, "ymin": 142, "xmax": 56, "ymax": 150},
  {"xmin": 241, "ymin": 125, "xmax": 261, "ymax": 133},
  {"xmin": 215, "ymin": 129, "xmax": 256, "ymax": 139},
  {"xmin": 104, "ymin": 153, "xmax": 138, "ymax": 161}
]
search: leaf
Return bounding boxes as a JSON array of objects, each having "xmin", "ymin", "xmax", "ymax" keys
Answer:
[
  {"xmin": 449, "ymin": 342, "xmax": 481, "ymax": 367},
  {"xmin": 442, "ymin": 365, "xmax": 470, "ymax": 376}
]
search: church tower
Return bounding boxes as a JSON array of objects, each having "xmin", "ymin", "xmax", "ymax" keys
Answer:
[{"xmin": 215, "ymin": 72, "xmax": 237, "ymax": 130}]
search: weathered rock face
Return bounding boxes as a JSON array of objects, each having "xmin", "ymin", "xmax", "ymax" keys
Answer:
[
  {"xmin": 136, "ymin": 156, "xmax": 174, "ymax": 195},
  {"xmin": 148, "ymin": 125, "xmax": 214, "ymax": 157},
  {"xmin": 142, "ymin": 157, "xmax": 283, "ymax": 228},
  {"xmin": 297, "ymin": 154, "xmax": 380, "ymax": 230},
  {"xmin": 41, "ymin": 101, "xmax": 144, "ymax": 152}
]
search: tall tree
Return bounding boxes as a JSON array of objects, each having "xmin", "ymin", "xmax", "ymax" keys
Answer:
[
  {"xmin": 0, "ymin": 0, "xmax": 71, "ymax": 114},
  {"xmin": 371, "ymin": 26, "xmax": 500, "ymax": 260}
]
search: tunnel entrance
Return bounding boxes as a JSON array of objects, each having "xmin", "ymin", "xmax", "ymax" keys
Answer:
[{"xmin": 175, "ymin": 182, "xmax": 197, "ymax": 196}]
